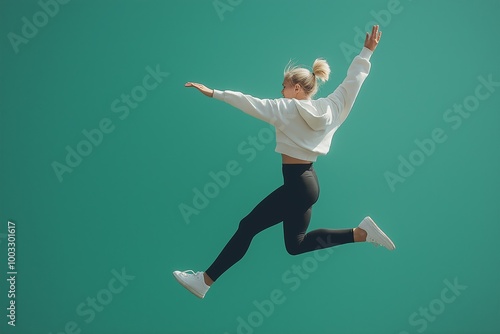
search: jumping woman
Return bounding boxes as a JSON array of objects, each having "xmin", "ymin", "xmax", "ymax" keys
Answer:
[{"xmin": 174, "ymin": 25, "xmax": 395, "ymax": 299}]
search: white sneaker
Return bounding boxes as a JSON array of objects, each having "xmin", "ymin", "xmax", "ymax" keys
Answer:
[
  {"xmin": 173, "ymin": 270, "xmax": 210, "ymax": 299},
  {"xmin": 359, "ymin": 216, "xmax": 395, "ymax": 250}
]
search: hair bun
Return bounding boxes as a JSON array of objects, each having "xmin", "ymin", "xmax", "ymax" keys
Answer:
[{"xmin": 312, "ymin": 58, "xmax": 330, "ymax": 83}]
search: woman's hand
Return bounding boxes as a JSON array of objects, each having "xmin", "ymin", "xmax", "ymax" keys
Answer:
[
  {"xmin": 364, "ymin": 25, "xmax": 382, "ymax": 52},
  {"xmin": 185, "ymin": 82, "xmax": 214, "ymax": 97}
]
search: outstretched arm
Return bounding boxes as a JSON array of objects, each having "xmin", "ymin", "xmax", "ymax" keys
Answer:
[
  {"xmin": 325, "ymin": 25, "xmax": 382, "ymax": 125},
  {"xmin": 184, "ymin": 81, "xmax": 292, "ymax": 127}
]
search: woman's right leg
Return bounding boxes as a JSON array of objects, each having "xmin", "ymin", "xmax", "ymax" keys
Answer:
[{"xmin": 205, "ymin": 185, "xmax": 288, "ymax": 283}]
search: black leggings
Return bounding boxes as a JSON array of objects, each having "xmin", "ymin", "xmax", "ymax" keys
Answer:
[{"xmin": 205, "ymin": 163, "xmax": 354, "ymax": 282}]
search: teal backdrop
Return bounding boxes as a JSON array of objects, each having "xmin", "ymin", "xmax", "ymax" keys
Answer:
[{"xmin": 1, "ymin": 0, "xmax": 499, "ymax": 333}]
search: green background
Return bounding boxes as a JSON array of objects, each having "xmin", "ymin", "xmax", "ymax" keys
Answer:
[{"xmin": 1, "ymin": 0, "xmax": 499, "ymax": 333}]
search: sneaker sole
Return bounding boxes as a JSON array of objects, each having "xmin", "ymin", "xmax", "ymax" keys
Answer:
[
  {"xmin": 360, "ymin": 217, "xmax": 396, "ymax": 250},
  {"xmin": 172, "ymin": 271, "xmax": 205, "ymax": 299}
]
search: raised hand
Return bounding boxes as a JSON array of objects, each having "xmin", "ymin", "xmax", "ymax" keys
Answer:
[
  {"xmin": 364, "ymin": 25, "xmax": 382, "ymax": 52},
  {"xmin": 185, "ymin": 82, "xmax": 214, "ymax": 97}
]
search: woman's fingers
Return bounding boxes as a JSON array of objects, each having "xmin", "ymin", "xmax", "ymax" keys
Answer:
[
  {"xmin": 185, "ymin": 82, "xmax": 213, "ymax": 97},
  {"xmin": 185, "ymin": 82, "xmax": 203, "ymax": 89},
  {"xmin": 364, "ymin": 25, "xmax": 381, "ymax": 51},
  {"xmin": 369, "ymin": 25, "xmax": 381, "ymax": 43},
  {"xmin": 370, "ymin": 25, "xmax": 379, "ymax": 40}
]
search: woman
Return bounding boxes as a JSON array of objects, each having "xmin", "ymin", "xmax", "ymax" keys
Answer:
[{"xmin": 174, "ymin": 25, "xmax": 394, "ymax": 299}]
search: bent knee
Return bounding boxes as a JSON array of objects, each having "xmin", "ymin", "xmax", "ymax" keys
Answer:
[{"xmin": 285, "ymin": 244, "xmax": 302, "ymax": 256}]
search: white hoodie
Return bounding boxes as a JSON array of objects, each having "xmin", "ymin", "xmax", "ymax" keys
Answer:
[{"xmin": 213, "ymin": 47, "xmax": 373, "ymax": 162}]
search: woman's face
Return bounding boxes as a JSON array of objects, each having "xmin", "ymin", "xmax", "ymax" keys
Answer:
[{"xmin": 281, "ymin": 80, "xmax": 296, "ymax": 98}]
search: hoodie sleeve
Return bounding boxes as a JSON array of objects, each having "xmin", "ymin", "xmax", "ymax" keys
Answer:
[
  {"xmin": 326, "ymin": 47, "xmax": 372, "ymax": 125},
  {"xmin": 212, "ymin": 90, "xmax": 293, "ymax": 128}
]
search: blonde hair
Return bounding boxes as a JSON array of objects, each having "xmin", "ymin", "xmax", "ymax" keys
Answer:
[{"xmin": 283, "ymin": 58, "xmax": 331, "ymax": 98}]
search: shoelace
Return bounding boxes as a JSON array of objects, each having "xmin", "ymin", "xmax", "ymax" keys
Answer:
[{"xmin": 180, "ymin": 270, "xmax": 197, "ymax": 276}]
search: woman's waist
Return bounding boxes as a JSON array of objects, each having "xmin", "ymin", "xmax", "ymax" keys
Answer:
[{"xmin": 281, "ymin": 154, "xmax": 312, "ymax": 165}]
